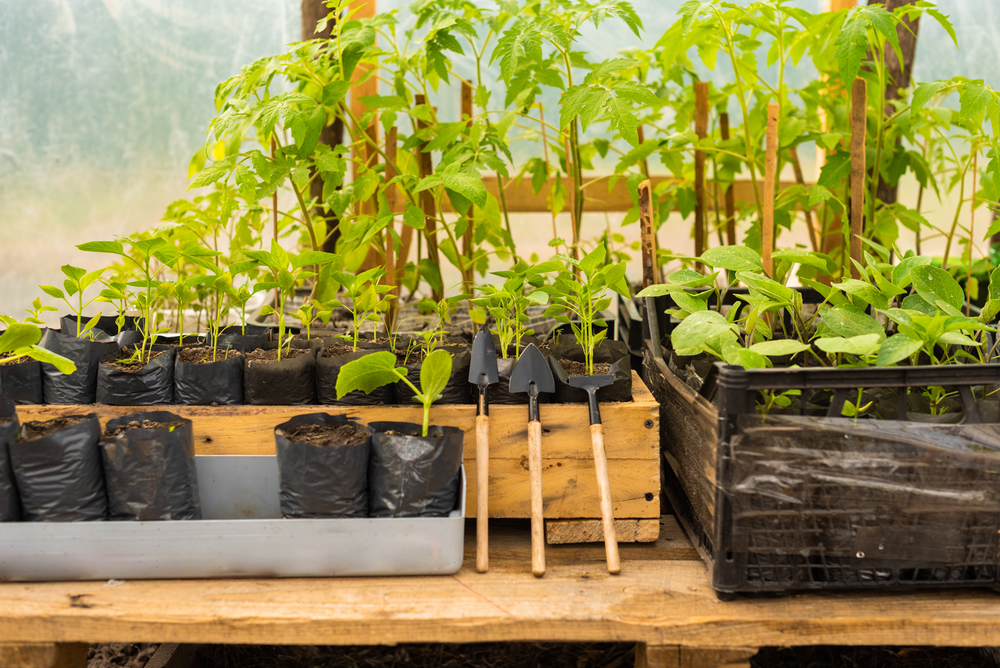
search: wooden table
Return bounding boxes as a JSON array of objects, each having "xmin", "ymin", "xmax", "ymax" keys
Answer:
[{"xmin": 2, "ymin": 516, "xmax": 1000, "ymax": 668}]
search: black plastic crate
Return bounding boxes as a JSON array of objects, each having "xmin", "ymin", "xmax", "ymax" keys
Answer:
[{"xmin": 642, "ymin": 299, "xmax": 1000, "ymax": 599}]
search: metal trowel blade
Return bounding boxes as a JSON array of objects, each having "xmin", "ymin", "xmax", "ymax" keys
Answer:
[
  {"xmin": 469, "ymin": 323, "xmax": 499, "ymax": 386},
  {"xmin": 509, "ymin": 343, "xmax": 554, "ymax": 395}
]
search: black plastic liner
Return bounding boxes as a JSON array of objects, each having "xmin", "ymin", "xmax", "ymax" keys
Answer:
[
  {"xmin": 274, "ymin": 413, "xmax": 370, "ymax": 518},
  {"xmin": 244, "ymin": 341, "xmax": 317, "ymax": 405},
  {"xmin": 156, "ymin": 333, "xmax": 206, "ymax": 347},
  {"xmin": 101, "ymin": 411, "xmax": 201, "ymax": 521},
  {"xmin": 217, "ymin": 324, "xmax": 270, "ymax": 353},
  {"xmin": 96, "ymin": 345, "xmax": 176, "ymax": 405},
  {"xmin": 39, "ymin": 329, "xmax": 139, "ymax": 404},
  {"xmin": 0, "ymin": 398, "xmax": 21, "ymax": 522},
  {"xmin": 0, "ymin": 358, "xmax": 43, "ymax": 405},
  {"xmin": 174, "ymin": 347, "xmax": 244, "ymax": 405},
  {"xmin": 395, "ymin": 349, "xmax": 473, "ymax": 405},
  {"xmin": 368, "ymin": 421, "xmax": 464, "ymax": 517},
  {"xmin": 9, "ymin": 413, "xmax": 106, "ymax": 521},
  {"xmin": 549, "ymin": 341, "xmax": 632, "ymax": 403},
  {"xmin": 317, "ymin": 348, "xmax": 395, "ymax": 405},
  {"xmin": 60, "ymin": 314, "xmax": 140, "ymax": 337}
]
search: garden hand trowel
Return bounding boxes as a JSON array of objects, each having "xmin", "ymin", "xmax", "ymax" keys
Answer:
[
  {"xmin": 509, "ymin": 343, "xmax": 554, "ymax": 578},
  {"xmin": 569, "ymin": 374, "xmax": 621, "ymax": 574},
  {"xmin": 469, "ymin": 323, "xmax": 499, "ymax": 573}
]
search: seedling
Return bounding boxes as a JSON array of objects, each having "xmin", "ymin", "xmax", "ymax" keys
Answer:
[
  {"xmin": 0, "ymin": 322, "xmax": 76, "ymax": 375},
  {"xmin": 474, "ymin": 260, "xmax": 558, "ymax": 358},
  {"xmin": 327, "ymin": 268, "xmax": 394, "ymax": 351},
  {"xmin": 23, "ymin": 298, "xmax": 56, "ymax": 327},
  {"xmin": 542, "ymin": 245, "xmax": 630, "ymax": 375},
  {"xmin": 39, "ymin": 264, "xmax": 106, "ymax": 338},
  {"xmin": 336, "ymin": 349, "xmax": 453, "ymax": 437}
]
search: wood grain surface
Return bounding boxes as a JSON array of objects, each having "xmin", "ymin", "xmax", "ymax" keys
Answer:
[{"xmin": 2, "ymin": 516, "xmax": 1000, "ymax": 649}]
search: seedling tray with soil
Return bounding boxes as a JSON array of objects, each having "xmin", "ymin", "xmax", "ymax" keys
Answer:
[{"xmin": 0, "ymin": 455, "xmax": 466, "ymax": 580}]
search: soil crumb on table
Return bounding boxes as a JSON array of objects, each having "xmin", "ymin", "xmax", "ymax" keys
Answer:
[
  {"xmin": 22, "ymin": 415, "xmax": 88, "ymax": 440},
  {"xmin": 560, "ymin": 359, "xmax": 610, "ymax": 376},
  {"xmin": 87, "ymin": 643, "xmax": 158, "ymax": 668},
  {"xmin": 246, "ymin": 347, "xmax": 310, "ymax": 365},
  {"xmin": 105, "ymin": 420, "xmax": 185, "ymax": 438},
  {"xmin": 198, "ymin": 642, "xmax": 635, "ymax": 668},
  {"xmin": 282, "ymin": 422, "xmax": 367, "ymax": 447},
  {"xmin": 178, "ymin": 346, "xmax": 242, "ymax": 364}
]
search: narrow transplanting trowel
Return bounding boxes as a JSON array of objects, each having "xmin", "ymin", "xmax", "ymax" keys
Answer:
[
  {"xmin": 569, "ymin": 373, "xmax": 621, "ymax": 574},
  {"xmin": 509, "ymin": 343, "xmax": 554, "ymax": 578},
  {"xmin": 469, "ymin": 323, "xmax": 499, "ymax": 573}
]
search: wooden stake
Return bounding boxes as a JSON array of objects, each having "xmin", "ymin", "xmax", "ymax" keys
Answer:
[
  {"xmin": 762, "ymin": 102, "xmax": 779, "ymax": 277},
  {"xmin": 638, "ymin": 180, "xmax": 657, "ymax": 289},
  {"xmin": 384, "ymin": 126, "xmax": 398, "ymax": 335},
  {"xmin": 414, "ymin": 94, "xmax": 443, "ymax": 301},
  {"xmin": 850, "ymin": 77, "xmax": 866, "ymax": 278},
  {"xmin": 694, "ymin": 82, "xmax": 710, "ymax": 264},
  {"xmin": 719, "ymin": 112, "xmax": 737, "ymax": 246}
]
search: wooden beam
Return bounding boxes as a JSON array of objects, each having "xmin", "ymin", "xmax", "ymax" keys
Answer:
[
  {"xmin": 546, "ymin": 518, "xmax": 659, "ymax": 544},
  {"xmin": 719, "ymin": 113, "xmax": 737, "ymax": 246},
  {"xmin": 0, "ymin": 644, "xmax": 87, "ymax": 668},
  {"xmin": 693, "ymin": 82, "xmax": 710, "ymax": 261},
  {"xmin": 384, "ymin": 126, "xmax": 398, "ymax": 334},
  {"xmin": 638, "ymin": 180, "xmax": 657, "ymax": 289},
  {"xmin": 636, "ymin": 645, "xmax": 758, "ymax": 668},
  {"xmin": 762, "ymin": 103, "xmax": 779, "ymax": 277},
  {"xmin": 414, "ymin": 94, "xmax": 443, "ymax": 301}
]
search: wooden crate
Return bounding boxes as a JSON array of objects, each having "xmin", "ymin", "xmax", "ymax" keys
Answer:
[{"xmin": 16, "ymin": 371, "xmax": 660, "ymax": 542}]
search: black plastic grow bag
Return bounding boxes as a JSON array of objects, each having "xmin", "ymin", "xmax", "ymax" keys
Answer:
[
  {"xmin": 8, "ymin": 413, "xmax": 106, "ymax": 521},
  {"xmin": 39, "ymin": 329, "xmax": 139, "ymax": 404},
  {"xmin": 0, "ymin": 358, "xmax": 42, "ymax": 405},
  {"xmin": 174, "ymin": 347, "xmax": 244, "ymax": 405},
  {"xmin": 101, "ymin": 411, "xmax": 201, "ymax": 521},
  {"xmin": 548, "ymin": 341, "xmax": 631, "ymax": 403},
  {"xmin": 0, "ymin": 398, "xmax": 21, "ymax": 522},
  {"xmin": 274, "ymin": 413, "xmax": 370, "ymax": 518},
  {"xmin": 368, "ymin": 421, "xmax": 464, "ymax": 518},
  {"xmin": 244, "ymin": 341, "xmax": 317, "ymax": 405},
  {"xmin": 96, "ymin": 345, "xmax": 176, "ymax": 405},
  {"xmin": 316, "ymin": 348, "xmax": 395, "ymax": 405}
]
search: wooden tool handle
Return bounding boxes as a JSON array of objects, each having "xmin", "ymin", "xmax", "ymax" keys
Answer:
[
  {"xmin": 590, "ymin": 423, "xmax": 620, "ymax": 575},
  {"xmin": 528, "ymin": 419, "xmax": 545, "ymax": 578},
  {"xmin": 476, "ymin": 412, "xmax": 490, "ymax": 573}
]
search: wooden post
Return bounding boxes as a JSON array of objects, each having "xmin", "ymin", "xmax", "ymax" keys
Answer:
[
  {"xmin": 762, "ymin": 103, "xmax": 779, "ymax": 277},
  {"xmin": 414, "ymin": 94, "xmax": 443, "ymax": 301},
  {"xmin": 637, "ymin": 124, "xmax": 663, "ymax": 282},
  {"xmin": 461, "ymin": 81, "xmax": 475, "ymax": 296},
  {"xmin": 850, "ymin": 78, "xmax": 866, "ymax": 278},
  {"xmin": 635, "ymin": 644, "xmax": 757, "ymax": 668},
  {"xmin": 384, "ymin": 126, "xmax": 398, "ymax": 335},
  {"xmin": 694, "ymin": 82, "xmax": 710, "ymax": 264},
  {"xmin": 719, "ymin": 112, "xmax": 737, "ymax": 246},
  {"xmin": 638, "ymin": 180, "xmax": 656, "ymax": 289}
]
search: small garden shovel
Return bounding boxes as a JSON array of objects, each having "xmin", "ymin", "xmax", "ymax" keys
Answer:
[
  {"xmin": 568, "ymin": 374, "xmax": 621, "ymax": 574},
  {"xmin": 509, "ymin": 343, "xmax": 554, "ymax": 577},
  {"xmin": 469, "ymin": 324, "xmax": 499, "ymax": 573}
]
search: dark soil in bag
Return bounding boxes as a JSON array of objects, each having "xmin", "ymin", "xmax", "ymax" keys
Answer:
[
  {"xmin": 39, "ymin": 329, "xmax": 140, "ymax": 404},
  {"xmin": 394, "ymin": 348, "xmax": 473, "ymax": 405},
  {"xmin": 174, "ymin": 346, "xmax": 244, "ymax": 405},
  {"xmin": 244, "ymin": 341, "xmax": 317, "ymax": 405},
  {"xmin": 368, "ymin": 421, "xmax": 464, "ymax": 517},
  {"xmin": 96, "ymin": 345, "xmax": 175, "ymax": 405},
  {"xmin": 9, "ymin": 413, "xmax": 106, "ymax": 521},
  {"xmin": 0, "ymin": 398, "xmax": 21, "ymax": 521},
  {"xmin": 101, "ymin": 411, "xmax": 201, "ymax": 521},
  {"xmin": 0, "ymin": 355, "xmax": 42, "ymax": 404},
  {"xmin": 274, "ymin": 413, "xmax": 370, "ymax": 518},
  {"xmin": 549, "ymin": 341, "xmax": 632, "ymax": 403},
  {"xmin": 317, "ymin": 345, "xmax": 395, "ymax": 406}
]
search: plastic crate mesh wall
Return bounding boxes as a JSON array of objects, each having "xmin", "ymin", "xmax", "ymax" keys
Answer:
[{"xmin": 724, "ymin": 417, "xmax": 1000, "ymax": 590}]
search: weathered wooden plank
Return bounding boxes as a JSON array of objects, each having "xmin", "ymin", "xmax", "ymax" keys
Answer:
[
  {"xmin": 4, "ymin": 517, "xmax": 1000, "ymax": 649},
  {"xmin": 0, "ymin": 643, "xmax": 87, "ymax": 668},
  {"xmin": 15, "ymin": 371, "xmax": 660, "ymax": 521},
  {"xmin": 545, "ymin": 518, "xmax": 660, "ymax": 544},
  {"xmin": 636, "ymin": 645, "xmax": 757, "ymax": 668}
]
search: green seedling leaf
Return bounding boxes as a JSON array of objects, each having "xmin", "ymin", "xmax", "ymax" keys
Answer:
[
  {"xmin": 336, "ymin": 351, "xmax": 402, "ymax": 398},
  {"xmin": 748, "ymin": 340, "xmax": 811, "ymax": 357},
  {"xmin": 24, "ymin": 345, "xmax": 77, "ymax": 375},
  {"xmin": 877, "ymin": 333, "xmax": 923, "ymax": 366},
  {"xmin": 419, "ymin": 349, "xmax": 453, "ymax": 404},
  {"xmin": 671, "ymin": 310, "xmax": 737, "ymax": 351},
  {"xmin": 815, "ymin": 333, "xmax": 882, "ymax": 357},
  {"xmin": 701, "ymin": 246, "xmax": 762, "ymax": 272},
  {"xmin": 0, "ymin": 323, "xmax": 42, "ymax": 353},
  {"xmin": 820, "ymin": 305, "xmax": 885, "ymax": 339},
  {"xmin": 833, "ymin": 279, "xmax": 889, "ymax": 310},
  {"xmin": 910, "ymin": 265, "xmax": 964, "ymax": 313}
]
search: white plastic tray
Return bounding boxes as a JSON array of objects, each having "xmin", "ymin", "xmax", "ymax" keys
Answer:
[{"xmin": 0, "ymin": 456, "xmax": 466, "ymax": 581}]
